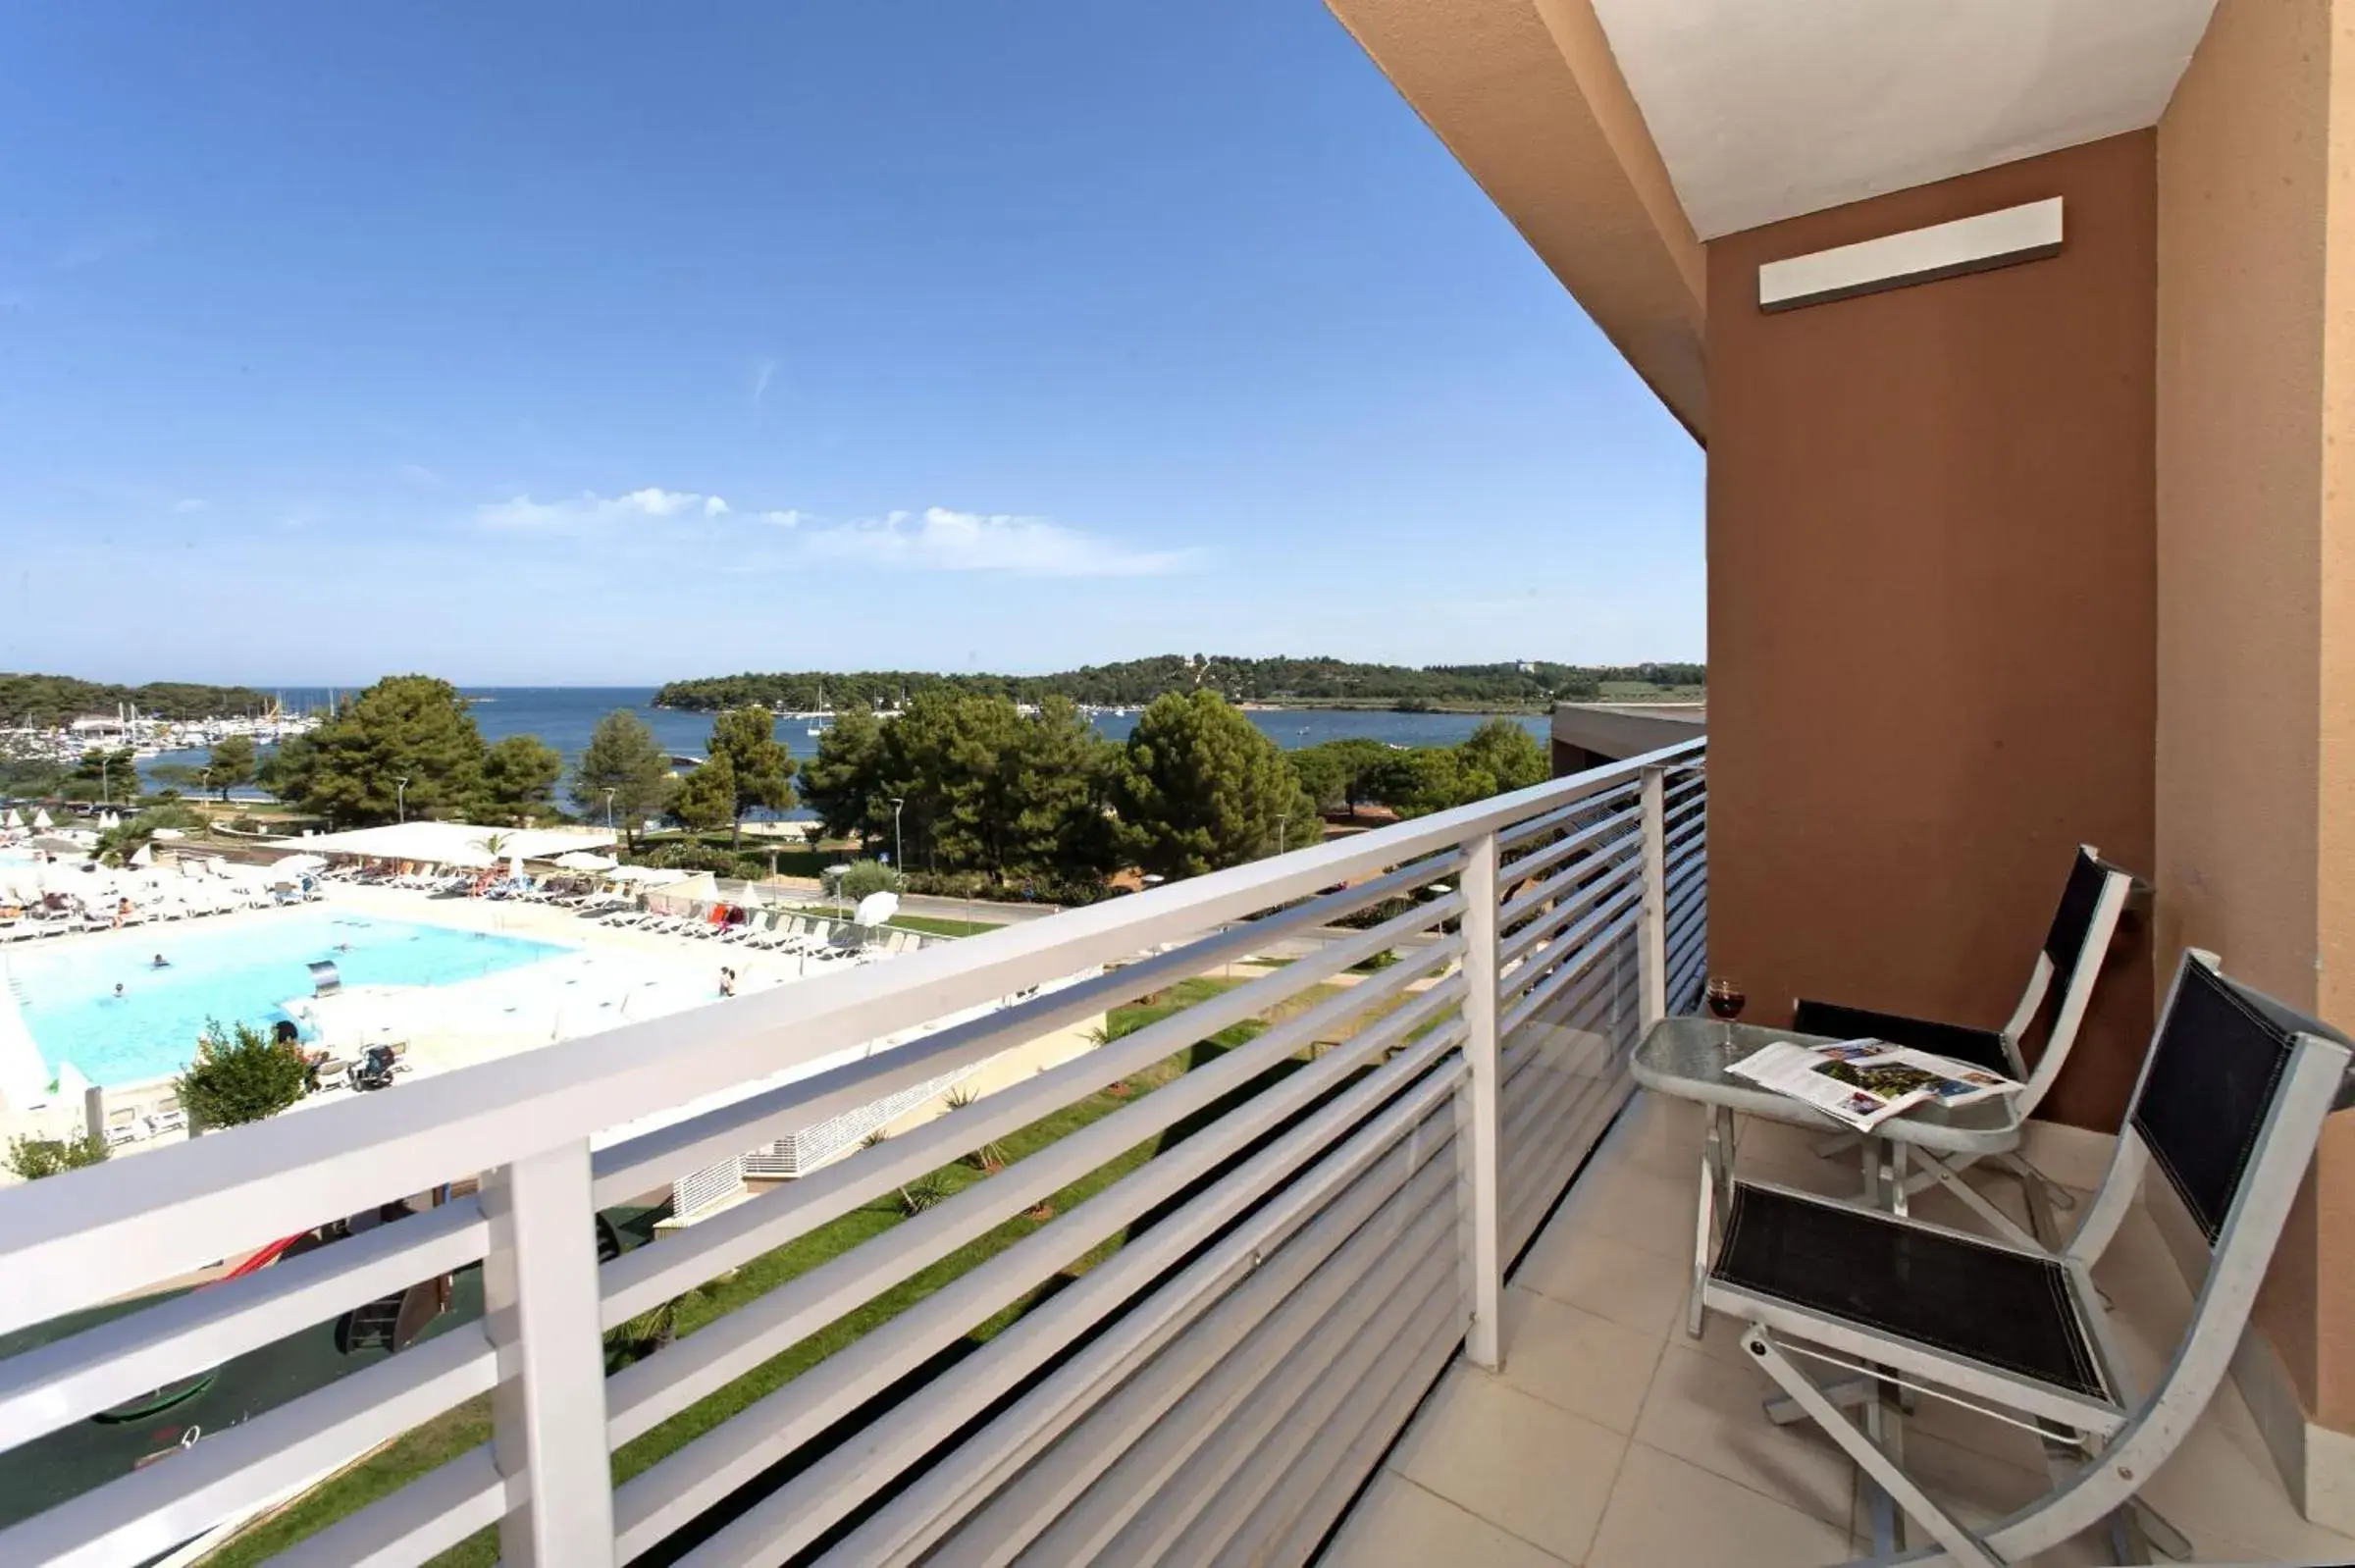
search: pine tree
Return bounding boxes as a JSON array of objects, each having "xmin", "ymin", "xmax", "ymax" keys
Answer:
[
  {"xmin": 706, "ymin": 706, "xmax": 794, "ymax": 847},
  {"xmin": 573, "ymin": 710, "xmax": 673, "ymax": 848},
  {"xmin": 1110, "ymin": 692, "xmax": 1317, "ymax": 877}
]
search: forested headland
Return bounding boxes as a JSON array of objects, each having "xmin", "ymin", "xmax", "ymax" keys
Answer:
[{"xmin": 653, "ymin": 654, "xmax": 1705, "ymax": 714}]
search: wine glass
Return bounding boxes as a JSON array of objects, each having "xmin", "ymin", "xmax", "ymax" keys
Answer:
[{"xmin": 1704, "ymin": 976, "xmax": 1747, "ymax": 1053}]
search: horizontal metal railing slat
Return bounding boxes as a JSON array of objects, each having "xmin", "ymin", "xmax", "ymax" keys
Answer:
[
  {"xmin": 682, "ymin": 1038, "xmax": 1472, "ymax": 1566},
  {"xmin": 840, "ymin": 1071, "xmax": 1465, "ymax": 1568},
  {"xmin": 613, "ymin": 986, "xmax": 1470, "ymax": 1558},
  {"xmin": 602, "ymin": 940, "xmax": 1463, "ymax": 1457},
  {"xmin": 597, "ymin": 899, "xmax": 1460, "ymax": 1329}
]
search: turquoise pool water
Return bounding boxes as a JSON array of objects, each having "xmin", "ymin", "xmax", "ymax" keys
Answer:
[{"xmin": 3, "ymin": 915, "xmax": 571, "ymax": 1086}]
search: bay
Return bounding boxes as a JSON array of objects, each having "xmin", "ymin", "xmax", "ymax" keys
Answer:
[{"xmin": 144, "ymin": 687, "xmax": 1551, "ymax": 812}]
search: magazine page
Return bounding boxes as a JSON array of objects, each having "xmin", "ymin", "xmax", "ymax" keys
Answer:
[
  {"xmin": 1813, "ymin": 1042, "xmax": 2021, "ymax": 1107},
  {"xmin": 1726, "ymin": 1040, "xmax": 1933, "ymax": 1131}
]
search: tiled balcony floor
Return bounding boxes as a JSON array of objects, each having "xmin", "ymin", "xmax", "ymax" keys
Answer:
[{"xmin": 1327, "ymin": 1091, "xmax": 2355, "ymax": 1568}]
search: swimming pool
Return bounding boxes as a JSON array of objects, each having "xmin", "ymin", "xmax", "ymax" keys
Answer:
[{"xmin": 2, "ymin": 914, "xmax": 572, "ymax": 1086}]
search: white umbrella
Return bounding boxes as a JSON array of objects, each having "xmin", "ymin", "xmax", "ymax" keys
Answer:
[
  {"xmin": 100, "ymin": 810, "xmax": 121, "ymax": 830},
  {"xmin": 553, "ymin": 851, "xmax": 617, "ymax": 872},
  {"xmin": 3, "ymin": 808, "xmax": 22, "ymax": 829},
  {"xmin": 854, "ymin": 890, "xmax": 900, "ymax": 928},
  {"xmin": 274, "ymin": 853, "xmax": 328, "ymax": 874},
  {"xmin": 31, "ymin": 809, "xmax": 52, "ymax": 830},
  {"xmin": 129, "ymin": 842, "xmax": 154, "ymax": 867},
  {"xmin": 506, "ymin": 855, "xmax": 526, "ymax": 880}
]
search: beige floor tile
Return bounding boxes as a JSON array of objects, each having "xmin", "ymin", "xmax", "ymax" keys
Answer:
[
  {"xmin": 1496, "ymin": 1285, "xmax": 1667, "ymax": 1435},
  {"xmin": 1514, "ymin": 1227, "xmax": 1690, "ymax": 1338},
  {"xmin": 1585, "ymin": 1441, "xmax": 1853, "ymax": 1568},
  {"xmin": 2136, "ymin": 1403, "xmax": 2355, "ymax": 1564},
  {"xmin": 1324, "ymin": 1469, "xmax": 1573, "ymax": 1568},
  {"xmin": 1388, "ymin": 1365, "xmax": 1630, "ymax": 1565},
  {"xmin": 1633, "ymin": 1341, "xmax": 1858, "ymax": 1526},
  {"xmin": 1555, "ymin": 1156, "xmax": 1699, "ymax": 1261}
]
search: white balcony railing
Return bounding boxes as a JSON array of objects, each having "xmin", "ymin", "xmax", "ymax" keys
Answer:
[{"xmin": 0, "ymin": 737, "xmax": 1705, "ymax": 1567}]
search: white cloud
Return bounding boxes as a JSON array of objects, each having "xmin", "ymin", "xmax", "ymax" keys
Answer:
[
  {"xmin": 169, "ymin": 497, "xmax": 208, "ymax": 514},
  {"xmin": 750, "ymin": 358, "xmax": 776, "ymax": 408},
  {"xmin": 396, "ymin": 463, "xmax": 444, "ymax": 489},
  {"xmin": 471, "ymin": 488, "xmax": 1195, "ymax": 578},
  {"xmin": 476, "ymin": 487, "xmax": 726, "ymax": 531},
  {"xmin": 798, "ymin": 506, "xmax": 1199, "ymax": 578}
]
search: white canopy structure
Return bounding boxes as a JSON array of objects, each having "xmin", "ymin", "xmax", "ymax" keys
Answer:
[
  {"xmin": 604, "ymin": 864, "xmax": 693, "ymax": 887},
  {"xmin": 265, "ymin": 822, "xmax": 617, "ymax": 869}
]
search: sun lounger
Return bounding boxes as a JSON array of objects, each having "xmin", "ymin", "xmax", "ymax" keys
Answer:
[
  {"xmin": 144, "ymin": 1095, "xmax": 186, "ymax": 1136},
  {"xmin": 102, "ymin": 1107, "xmax": 143, "ymax": 1148}
]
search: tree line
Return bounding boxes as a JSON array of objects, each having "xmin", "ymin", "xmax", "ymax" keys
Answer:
[
  {"xmin": 46, "ymin": 671, "xmax": 1553, "ymax": 899},
  {"xmin": 0, "ymin": 673, "xmax": 276, "ymax": 727},
  {"xmin": 653, "ymin": 655, "xmax": 1707, "ymax": 714}
]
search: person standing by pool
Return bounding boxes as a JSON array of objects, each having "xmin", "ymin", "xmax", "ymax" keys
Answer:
[{"xmin": 718, "ymin": 967, "xmax": 736, "ymax": 998}]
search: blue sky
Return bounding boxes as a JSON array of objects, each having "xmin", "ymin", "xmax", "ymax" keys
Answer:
[{"xmin": 0, "ymin": 3, "xmax": 1701, "ymax": 686}]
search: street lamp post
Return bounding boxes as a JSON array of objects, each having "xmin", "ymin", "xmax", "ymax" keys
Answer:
[
  {"xmin": 99, "ymin": 756, "xmax": 109, "ymax": 808},
  {"xmin": 602, "ymin": 788, "xmax": 616, "ymax": 833},
  {"xmin": 395, "ymin": 776, "xmax": 410, "ymax": 824},
  {"xmin": 890, "ymin": 797, "xmax": 905, "ymax": 870},
  {"xmin": 1277, "ymin": 812, "xmax": 1289, "ymax": 857}
]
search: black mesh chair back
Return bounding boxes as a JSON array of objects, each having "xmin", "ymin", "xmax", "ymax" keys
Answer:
[
  {"xmin": 2042, "ymin": 847, "xmax": 2113, "ymax": 970},
  {"xmin": 2130, "ymin": 959, "xmax": 2344, "ymax": 1247}
]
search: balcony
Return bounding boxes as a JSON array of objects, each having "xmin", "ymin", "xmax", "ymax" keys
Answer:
[
  {"xmin": 1325, "ymin": 1093, "xmax": 2355, "ymax": 1568},
  {"xmin": 1, "ymin": 736, "xmax": 2340, "ymax": 1567},
  {"xmin": 0, "ymin": 743, "xmax": 1697, "ymax": 1565}
]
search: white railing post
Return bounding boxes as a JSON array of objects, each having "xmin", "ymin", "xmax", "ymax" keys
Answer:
[
  {"xmin": 1638, "ymin": 766, "xmax": 1667, "ymax": 1029},
  {"xmin": 482, "ymin": 1139, "xmax": 616, "ymax": 1566},
  {"xmin": 1460, "ymin": 830, "xmax": 1504, "ymax": 1370}
]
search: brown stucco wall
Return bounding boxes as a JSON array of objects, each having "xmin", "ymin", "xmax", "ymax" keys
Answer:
[
  {"xmin": 2156, "ymin": 0, "xmax": 2355, "ymax": 1431},
  {"xmin": 1705, "ymin": 133, "xmax": 2158, "ymax": 1130}
]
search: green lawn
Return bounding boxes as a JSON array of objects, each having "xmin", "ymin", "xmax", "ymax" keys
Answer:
[
  {"xmin": 780, "ymin": 906, "xmax": 1005, "ymax": 939},
  {"xmin": 881, "ymin": 913, "xmax": 1003, "ymax": 939},
  {"xmin": 207, "ymin": 974, "xmax": 1349, "ymax": 1566}
]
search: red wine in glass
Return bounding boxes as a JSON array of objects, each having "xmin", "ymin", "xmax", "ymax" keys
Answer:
[{"xmin": 1704, "ymin": 977, "xmax": 1747, "ymax": 1052}]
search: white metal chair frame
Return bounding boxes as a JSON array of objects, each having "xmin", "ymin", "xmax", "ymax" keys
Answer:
[
  {"xmin": 1707, "ymin": 951, "xmax": 2353, "ymax": 1566},
  {"xmin": 1802, "ymin": 845, "xmax": 2137, "ymax": 1245}
]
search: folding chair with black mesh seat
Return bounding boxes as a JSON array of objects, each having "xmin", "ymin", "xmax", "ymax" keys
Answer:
[
  {"xmin": 1702, "ymin": 950, "xmax": 2354, "ymax": 1566},
  {"xmin": 1792, "ymin": 845, "xmax": 2138, "ymax": 1244}
]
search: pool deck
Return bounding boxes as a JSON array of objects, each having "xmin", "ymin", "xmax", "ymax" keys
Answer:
[{"xmin": 0, "ymin": 884, "xmax": 848, "ymax": 1176}]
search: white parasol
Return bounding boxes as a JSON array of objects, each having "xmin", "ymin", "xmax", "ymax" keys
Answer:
[
  {"xmin": 553, "ymin": 851, "xmax": 617, "ymax": 872},
  {"xmin": 129, "ymin": 842, "xmax": 154, "ymax": 868},
  {"xmin": 853, "ymin": 890, "xmax": 901, "ymax": 928},
  {"xmin": 31, "ymin": 809, "xmax": 52, "ymax": 830}
]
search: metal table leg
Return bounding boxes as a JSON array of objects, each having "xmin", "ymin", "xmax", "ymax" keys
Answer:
[{"xmin": 1688, "ymin": 1105, "xmax": 1732, "ymax": 1336}]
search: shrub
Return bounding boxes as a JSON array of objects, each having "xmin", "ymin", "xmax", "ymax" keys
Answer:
[
  {"xmin": 5, "ymin": 1131, "xmax": 108, "ymax": 1180},
  {"xmin": 898, "ymin": 1173, "xmax": 951, "ymax": 1215},
  {"xmin": 834, "ymin": 859, "xmax": 906, "ymax": 901},
  {"xmin": 177, "ymin": 1019, "xmax": 310, "ymax": 1128}
]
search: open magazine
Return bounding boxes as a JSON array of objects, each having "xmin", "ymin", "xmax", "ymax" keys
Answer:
[{"xmin": 1727, "ymin": 1038, "xmax": 2023, "ymax": 1131}]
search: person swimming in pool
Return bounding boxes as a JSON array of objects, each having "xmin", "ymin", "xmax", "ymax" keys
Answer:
[
  {"xmin": 112, "ymin": 982, "xmax": 125, "ymax": 999},
  {"xmin": 151, "ymin": 953, "xmax": 170, "ymax": 968}
]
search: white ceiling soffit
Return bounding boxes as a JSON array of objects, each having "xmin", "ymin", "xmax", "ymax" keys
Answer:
[{"xmin": 1587, "ymin": 0, "xmax": 2218, "ymax": 239}]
